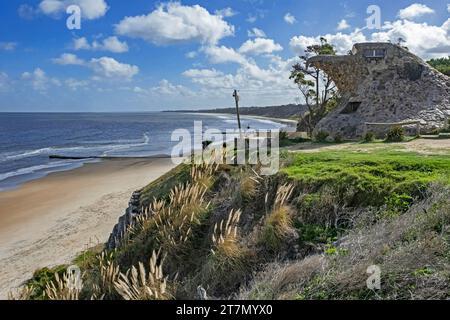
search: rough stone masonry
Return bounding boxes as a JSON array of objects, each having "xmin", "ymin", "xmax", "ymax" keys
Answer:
[{"xmin": 308, "ymin": 42, "xmax": 450, "ymax": 139}]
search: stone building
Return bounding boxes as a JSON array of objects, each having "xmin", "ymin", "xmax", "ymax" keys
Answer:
[{"xmin": 307, "ymin": 42, "xmax": 450, "ymax": 139}]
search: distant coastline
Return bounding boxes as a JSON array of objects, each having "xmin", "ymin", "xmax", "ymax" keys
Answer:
[{"xmin": 165, "ymin": 104, "xmax": 305, "ymax": 121}]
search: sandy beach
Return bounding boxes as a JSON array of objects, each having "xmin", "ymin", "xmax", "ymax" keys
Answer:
[{"xmin": 0, "ymin": 158, "xmax": 177, "ymax": 298}]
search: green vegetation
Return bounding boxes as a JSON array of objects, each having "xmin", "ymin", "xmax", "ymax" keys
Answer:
[
  {"xmin": 314, "ymin": 131, "xmax": 329, "ymax": 142},
  {"xmin": 15, "ymin": 140, "xmax": 450, "ymax": 300},
  {"xmin": 363, "ymin": 132, "xmax": 375, "ymax": 143},
  {"xmin": 427, "ymin": 56, "xmax": 450, "ymax": 76},
  {"xmin": 283, "ymin": 150, "xmax": 450, "ymax": 207},
  {"xmin": 290, "ymin": 38, "xmax": 337, "ymax": 136},
  {"xmin": 385, "ymin": 126, "xmax": 405, "ymax": 142}
]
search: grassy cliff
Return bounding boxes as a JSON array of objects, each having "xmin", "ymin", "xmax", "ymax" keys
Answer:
[{"xmin": 13, "ymin": 139, "xmax": 450, "ymax": 300}]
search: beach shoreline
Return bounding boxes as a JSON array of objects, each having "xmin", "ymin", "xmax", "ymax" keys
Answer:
[
  {"xmin": 182, "ymin": 112, "xmax": 298, "ymax": 129},
  {"xmin": 0, "ymin": 157, "xmax": 178, "ymax": 298}
]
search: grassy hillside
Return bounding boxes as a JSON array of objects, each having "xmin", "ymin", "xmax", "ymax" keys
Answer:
[{"xmin": 12, "ymin": 140, "xmax": 450, "ymax": 300}]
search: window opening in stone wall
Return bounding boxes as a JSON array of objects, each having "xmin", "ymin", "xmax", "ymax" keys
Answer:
[{"xmin": 341, "ymin": 101, "xmax": 361, "ymax": 114}]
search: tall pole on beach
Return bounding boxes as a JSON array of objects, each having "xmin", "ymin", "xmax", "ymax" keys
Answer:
[{"xmin": 233, "ymin": 89, "xmax": 242, "ymax": 133}]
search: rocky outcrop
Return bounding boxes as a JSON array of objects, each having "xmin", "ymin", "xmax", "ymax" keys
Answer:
[{"xmin": 308, "ymin": 42, "xmax": 450, "ymax": 139}]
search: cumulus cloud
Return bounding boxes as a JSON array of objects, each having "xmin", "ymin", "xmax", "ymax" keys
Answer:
[
  {"xmin": 290, "ymin": 30, "xmax": 366, "ymax": 55},
  {"xmin": 203, "ymin": 45, "xmax": 247, "ymax": 64},
  {"xmin": 182, "ymin": 55, "xmax": 299, "ymax": 103},
  {"xmin": 0, "ymin": 42, "xmax": 18, "ymax": 51},
  {"xmin": 39, "ymin": 0, "xmax": 109, "ymax": 20},
  {"xmin": 185, "ymin": 51, "xmax": 198, "ymax": 59},
  {"xmin": 18, "ymin": 4, "xmax": 38, "ymax": 20},
  {"xmin": 247, "ymin": 27, "xmax": 266, "ymax": 38},
  {"xmin": 89, "ymin": 57, "xmax": 139, "ymax": 80},
  {"xmin": 239, "ymin": 38, "xmax": 283, "ymax": 55},
  {"xmin": 182, "ymin": 68, "xmax": 223, "ymax": 78},
  {"xmin": 290, "ymin": 17, "xmax": 450, "ymax": 60},
  {"xmin": 73, "ymin": 36, "xmax": 129, "ymax": 53},
  {"xmin": 52, "ymin": 53, "xmax": 139, "ymax": 80},
  {"xmin": 21, "ymin": 68, "xmax": 60, "ymax": 91},
  {"xmin": 284, "ymin": 13, "xmax": 296, "ymax": 24},
  {"xmin": 150, "ymin": 79, "xmax": 194, "ymax": 96},
  {"xmin": 448, "ymin": 4, "xmax": 450, "ymax": 12},
  {"xmin": 215, "ymin": 7, "xmax": 237, "ymax": 17},
  {"xmin": 372, "ymin": 19, "xmax": 450, "ymax": 59},
  {"xmin": 115, "ymin": 2, "xmax": 234, "ymax": 45},
  {"xmin": 52, "ymin": 53, "xmax": 85, "ymax": 65},
  {"xmin": 397, "ymin": 3, "xmax": 434, "ymax": 20},
  {"xmin": 337, "ymin": 19, "xmax": 350, "ymax": 31},
  {"xmin": 65, "ymin": 78, "xmax": 89, "ymax": 91}
]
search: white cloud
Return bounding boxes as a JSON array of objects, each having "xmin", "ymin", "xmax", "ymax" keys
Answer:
[
  {"xmin": 185, "ymin": 51, "xmax": 198, "ymax": 59},
  {"xmin": 73, "ymin": 37, "xmax": 90, "ymax": 50},
  {"xmin": 73, "ymin": 36, "xmax": 129, "ymax": 53},
  {"xmin": 284, "ymin": 13, "xmax": 296, "ymax": 24},
  {"xmin": 448, "ymin": 4, "xmax": 450, "ymax": 13},
  {"xmin": 246, "ymin": 14, "xmax": 257, "ymax": 23},
  {"xmin": 290, "ymin": 30, "xmax": 366, "ymax": 55},
  {"xmin": 98, "ymin": 36, "xmax": 129, "ymax": 53},
  {"xmin": 52, "ymin": 53, "xmax": 139, "ymax": 80},
  {"xmin": 89, "ymin": 57, "xmax": 139, "ymax": 80},
  {"xmin": 372, "ymin": 19, "xmax": 450, "ymax": 59},
  {"xmin": 182, "ymin": 69, "xmax": 223, "ymax": 78},
  {"xmin": 182, "ymin": 55, "xmax": 299, "ymax": 103},
  {"xmin": 18, "ymin": 4, "xmax": 38, "ymax": 20},
  {"xmin": 239, "ymin": 38, "xmax": 283, "ymax": 55},
  {"xmin": 290, "ymin": 17, "xmax": 450, "ymax": 60},
  {"xmin": 115, "ymin": 2, "xmax": 234, "ymax": 45},
  {"xmin": 203, "ymin": 45, "xmax": 247, "ymax": 64},
  {"xmin": 65, "ymin": 78, "xmax": 89, "ymax": 91},
  {"xmin": 52, "ymin": 53, "xmax": 85, "ymax": 65},
  {"xmin": 215, "ymin": 7, "xmax": 237, "ymax": 17},
  {"xmin": 398, "ymin": 3, "xmax": 434, "ymax": 20},
  {"xmin": 150, "ymin": 79, "xmax": 194, "ymax": 96},
  {"xmin": 337, "ymin": 19, "xmax": 350, "ymax": 31},
  {"xmin": 39, "ymin": 0, "xmax": 109, "ymax": 20},
  {"xmin": 0, "ymin": 42, "xmax": 18, "ymax": 51},
  {"xmin": 247, "ymin": 27, "xmax": 266, "ymax": 38},
  {"xmin": 21, "ymin": 68, "xmax": 60, "ymax": 91}
]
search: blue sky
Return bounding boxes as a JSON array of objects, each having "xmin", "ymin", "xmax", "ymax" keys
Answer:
[{"xmin": 0, "ymin": 0, "xmax": 449, "ymax": 112}]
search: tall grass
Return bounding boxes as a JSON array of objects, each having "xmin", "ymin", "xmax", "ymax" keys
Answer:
[
  {"xmin": 260, "ymin": 183, "xmax": 296, "ymax": 252},
  {"xmin": 114, "ymin": 251, "xmax": 169, "ymax": 300}
]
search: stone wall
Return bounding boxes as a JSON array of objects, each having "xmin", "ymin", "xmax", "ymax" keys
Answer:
[{"xmin": 308, "ymin": 43, "xmax": 450, "ymax": 139}]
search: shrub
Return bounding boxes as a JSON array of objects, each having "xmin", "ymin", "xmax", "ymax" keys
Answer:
[
  {"xmin": 279, "ymin": 131, "xmax": 288, "ymax": 140},
  {"xmin": 363, "ymin": 132, "xmax": 375, "ymax": 143},
  {"xmin": 315, "ymin": 131, "xmax": 329, "ymax": 142},
  {"xmin": 25, "ymin": 265, "xmax": 67, "ymax": 300},
  {"xmin": 385, "ymin": 126, "xmax": 405, "ymax": 142},
  {"xmin": 334, "ymin": 134, "xmax": 343, "ymax": 143}
]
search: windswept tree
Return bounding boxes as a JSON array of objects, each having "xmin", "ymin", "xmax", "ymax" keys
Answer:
[
  {"xmin": 428, "ymin": 56, "xmax": 450, "ymax": 77},
  {"xmin": 290, "ymin": 37, "xmax": 338, "ymax": 136}
]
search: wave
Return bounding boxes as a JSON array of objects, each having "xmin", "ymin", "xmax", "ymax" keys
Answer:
[
  {"xmin": 0, "ymin": 133, "xmax": 152, "ymax": 162},
  {"xmin": 0, "ymin": 160, "xmax": 87, "ymax": 183}
]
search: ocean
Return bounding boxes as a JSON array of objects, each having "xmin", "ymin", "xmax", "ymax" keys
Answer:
[{"xmin": 0, "ymin": 112, "xmax": 286, "ymax": 191}]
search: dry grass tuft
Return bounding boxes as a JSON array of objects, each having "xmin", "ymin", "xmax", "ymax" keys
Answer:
[
  {"xmin": 260, "ymin": 183, "xmax": 296, "ymax": 251},
  {"xmin": 8, "ymin": 286, "xmax": 35, "ymax": 300},
  {"xmin": 44, "ymin": 270, "xmax": 83, "ymax": 300},
  {"xmin": 114, "ymin": 251, "xmax": 169, "ymax": 300},
  {"xmin": 211, "ymin": 209, "xmax": 242, "ymax": 259}
]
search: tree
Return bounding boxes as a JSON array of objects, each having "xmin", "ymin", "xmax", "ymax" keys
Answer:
[
  {"xmin": 427, "ymin": 56, "xmax": 450, "ymax": 77},
  {"xmin": 289, "ymin": 37, "xmax": 338, "ymax": 136}
]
